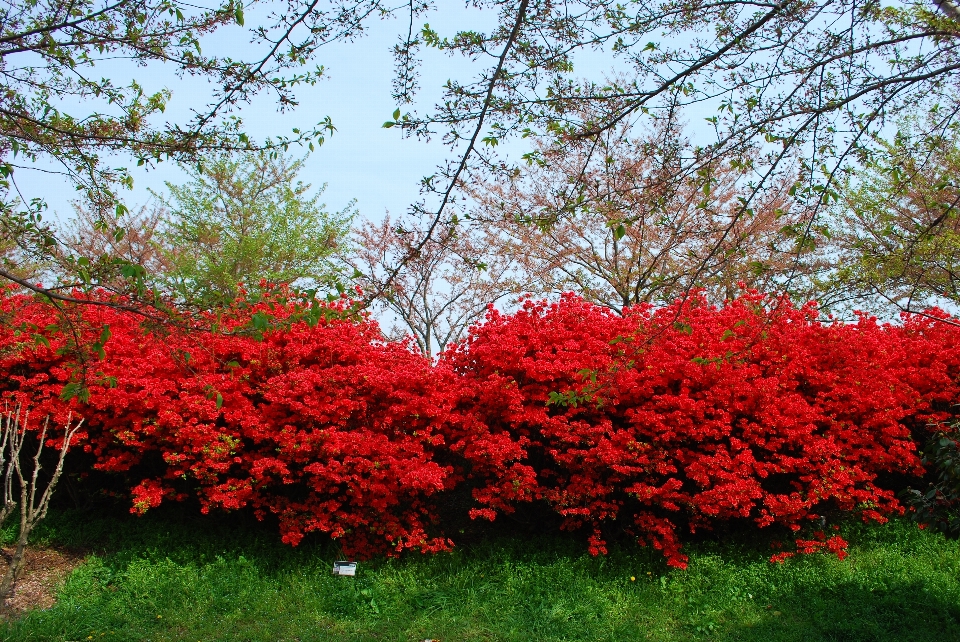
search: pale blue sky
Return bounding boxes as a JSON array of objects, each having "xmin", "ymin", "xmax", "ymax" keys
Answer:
[
  {"xmin": 17, "ymin": 4, "xmax": 506, "ymax": 225},
  {"xmin": 15, "ymin": 3, "xmax": 713, "ymax": 228}
]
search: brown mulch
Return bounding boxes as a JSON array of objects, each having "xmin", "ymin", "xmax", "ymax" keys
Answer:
[{"xmin": 0, "ymin": 545, "xmax": 87, "ymax": 617}]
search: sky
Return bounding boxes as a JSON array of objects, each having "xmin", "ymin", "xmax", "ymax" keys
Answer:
[
  {"xmin": 10, "ymin": 2, "xmax": 948, "ymax": 323},
  {"xmin": 13, "ymin": 4, "xmax": 513, "ymax": 226},
  {"xmin": 13, "ymin": 2, "xmax": 704, "ymax": 229}
]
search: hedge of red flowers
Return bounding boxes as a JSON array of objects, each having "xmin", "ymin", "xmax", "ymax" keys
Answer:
[{"xmin": 1, "ymin": 288, "xmax": 959, "ymax": 567}]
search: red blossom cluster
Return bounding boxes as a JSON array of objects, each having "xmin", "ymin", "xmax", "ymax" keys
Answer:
[
  {"xmin": 447, "ymin": 293, "xmax": 960, "ymax": 566},
  {"xmin": 1, "ymin": 288, "xmax": 958, "ymax": 566},
  {"xmin": 0, "ymin": 290, "xmax": 469, "ymax": 557}
]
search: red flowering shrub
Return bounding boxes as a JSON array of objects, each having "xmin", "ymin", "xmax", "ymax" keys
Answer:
[
  {"xmin": 1, "ymin": 287, "xmax": 959, "ymax": 566},
  {"xmin": 444, "ymin": 292, "xmax": 960, "ymax": 567},
  {"xmin": 0, "ymin": 289, "xmax": 468, "ymax": 557}
]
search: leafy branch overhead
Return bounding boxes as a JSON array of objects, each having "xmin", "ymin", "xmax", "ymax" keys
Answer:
[
  {"xmin": 3, "ymin": 0, "xmax": 960, "ymax": 319},
  {"xmin": 382, "ymin": 0, "xmax": 960, "ymax": 313},
  {"xmin": 0, "ymin": 0, "xmax": 360, "ymax": 189},
  {"xmin": 0, "ymin": 0, "xmax": 384, "ymax": 305}
]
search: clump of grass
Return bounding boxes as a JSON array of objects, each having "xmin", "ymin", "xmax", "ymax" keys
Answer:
[{"xmin": 3, "ymin": 506, "xmax": 960, "ymax": 641}]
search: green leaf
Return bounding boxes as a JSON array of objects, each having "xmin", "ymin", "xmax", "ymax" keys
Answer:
[
  {"xmin": 59, "ymin": 382, "xmax": 83, "ymax": 402},
  {"xmin": 382, "ymin": 121, "xmax": 395, "ymax": 128},
  {"xmin": 216, "ymin": 393, "xmax": 224, "ymax": 409},
  {"xmin": 120, "ymin": 263, "xmax": 143, "ymax": 279},
  {"xmin": 614, "ymin": 224, "xmax": 626, "ymax": 240},
  {"xmin": 392, "ymin": 108, "xmax": 401, "ymax": 120},
  {"xmin": 234, "ymin": 5, "xmax": 244, "ymax": 26},
  {"xmin": 251, "ymin": 311, "xmax": 270, "ymax": 332}
]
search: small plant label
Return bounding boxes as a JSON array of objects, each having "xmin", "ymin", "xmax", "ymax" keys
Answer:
[{"xmin": 332, "ymin": 561, "xmax": 357, "ymax": 576}]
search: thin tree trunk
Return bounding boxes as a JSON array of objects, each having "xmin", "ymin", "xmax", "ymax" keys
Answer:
[
  {"xmin": 0, "ymin": 408, "xmax": 83, "ymax": 608},
  {"xmin": 0, "ymin": 534, "xmax": 28, "ymax": 600}
]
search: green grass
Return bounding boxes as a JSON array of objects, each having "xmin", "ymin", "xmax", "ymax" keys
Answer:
[{"xmin": 3, "ymin": 507, "xmax": 960, "ymax": 641}]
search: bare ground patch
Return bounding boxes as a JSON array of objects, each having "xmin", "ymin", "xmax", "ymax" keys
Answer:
[{"xmin": 0, "ymin": 545, "xmax": 87, "ymax": 617}]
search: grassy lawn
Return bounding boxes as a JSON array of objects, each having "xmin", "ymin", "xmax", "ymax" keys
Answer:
[{"xmin": 2, "ymin": 507, "xmax": 960, "ymax": 641}]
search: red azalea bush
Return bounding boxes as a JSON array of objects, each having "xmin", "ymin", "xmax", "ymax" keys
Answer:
[
  {"xmin": 1, "ymin": 287, "xmax": 959, "ymax": 566},
  {"xmin": 0, "ymin": 289, "xmax": 469, "ymax": 557},
  {"xmin": 443, "ymin": 292, "xmax": 960, "ymax": 567}
]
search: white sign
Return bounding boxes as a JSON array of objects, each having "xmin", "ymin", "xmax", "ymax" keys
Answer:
[{"xmin": 332, "ymin": 561, "xmax": 357, "ymax": 576}]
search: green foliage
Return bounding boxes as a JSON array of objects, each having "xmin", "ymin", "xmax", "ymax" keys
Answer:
[
  {"xmin": 0, "ymin": 0, "xmax": 345, "ymax": 301},
  {"xmin": 903, "ymin": 418, "xmax": 960, "ymax": 538},
  {"xmin": 3, "ymin": 509, "xmax": 960, "ymax": 640},
  {"xmin": 156, "ymin": 152, "xmax": 354, "ymax": 305},
  {"xmin": 826, "ymin": 119, "xmax": 960, "ymax": 312}
]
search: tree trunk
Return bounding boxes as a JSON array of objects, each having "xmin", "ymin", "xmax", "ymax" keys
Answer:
[{"xmin": 0, "ymin": 533, "xmax": 28, "ymax": 605}]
